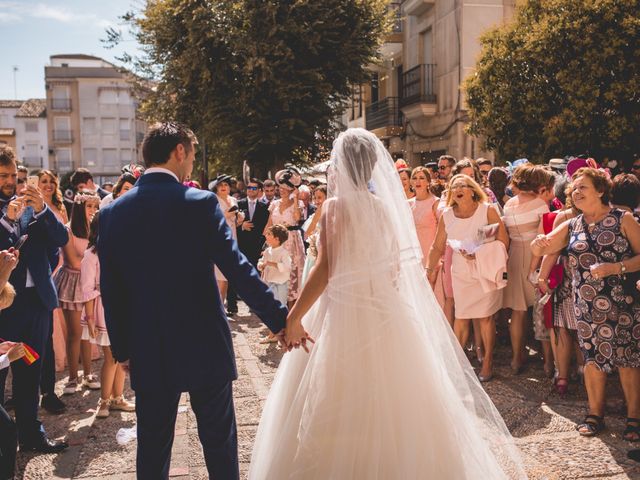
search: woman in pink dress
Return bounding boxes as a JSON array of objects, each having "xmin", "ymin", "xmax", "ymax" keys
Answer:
[
  {"xmin": 81, "ymin": 213, "xmax": 135, "ymax": 418},
  {"xmin": 427, "ymin": 175, "xmax": 509, "ymax": 381},
  {"xmin": 264, "ymin": 182, "xmax": 305, "ymax": 307},
  {"xmin": 53, "ymin": 191, "xmax": 100, "ymax": 395},
  {"xmin": 408, "ymin": 167, "xmax": 445, "ymax": 308}
]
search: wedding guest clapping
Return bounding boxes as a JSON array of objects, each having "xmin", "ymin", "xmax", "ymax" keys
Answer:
[
  {"xmin": 54, "ymin": 191, "xmax": 101, "ymax": 395},
  {"xmin": 532, "ymin": 167, "xmax": 640, "ymax": 439},
  {"xmin": 427, "ymin": 174, "xmax": 509, "ymax": 382}
]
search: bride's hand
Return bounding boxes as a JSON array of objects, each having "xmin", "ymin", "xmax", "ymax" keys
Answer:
[{"xmin": 285, "ymin": 318, "xmax": 314, "ymax": 353}]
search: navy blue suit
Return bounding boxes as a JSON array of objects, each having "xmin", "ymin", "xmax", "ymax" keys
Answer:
[
  {"xmin": 98, "ymin": 172, "xmax": 287, "ymax": 479},
  {"xmin": 0, "ymin": 205, "xmax": 68, "ymax": 444}
]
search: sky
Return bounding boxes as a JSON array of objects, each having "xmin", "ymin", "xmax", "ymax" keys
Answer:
[{"xmin": 0, "ymin": 1, "xmax": 143, "ymax": 100}]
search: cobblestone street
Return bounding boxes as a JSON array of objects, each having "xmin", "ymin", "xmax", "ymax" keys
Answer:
[{"xmin": 10, "ymin": 303, "xmax": 640, "ymax": 479}]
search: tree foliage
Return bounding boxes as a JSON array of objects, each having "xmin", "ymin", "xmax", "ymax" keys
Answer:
[
  {"xmin": 465, "ymin": 0, "xmax": 640, "ymax": 163},
  {"xmin": 112, "ymin": 0, "xmax": 390, "ymax": 175}
]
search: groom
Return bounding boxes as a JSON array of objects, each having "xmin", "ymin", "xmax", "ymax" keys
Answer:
[{"xmin": 98, "ymin": 122, "xmax": 289, "ymax": 479}]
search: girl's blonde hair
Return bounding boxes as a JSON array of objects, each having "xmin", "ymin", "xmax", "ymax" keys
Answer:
[{"xmin": 446, "ymin": 174, "xmax": 488, "ymax": 207}]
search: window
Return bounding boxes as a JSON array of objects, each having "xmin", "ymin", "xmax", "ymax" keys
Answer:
[
  {"xmin": 25, "ymin": 121, "xmax": 38, "ymax": 133},
  {"xmin": 83, "ymin": 117, "xmax": 96, "ymax": 134},
  {"xmin": 83, "ymin": 148, "xmax": 98, "ymax": 167},
  {"xmin": 119, "ymin": 119, "xmax": 131, "ymax": 141},
  {"xmin": 119, "ymin": 90, "xmax": 131, "ymax": 104},
  {"xmin": 102, "ymin": 118, "xmax": 117, "ymax": 134},
  {"xmin": 51, "ymin": 85, "xmax": 71, "ymax": 110},
  {"xmin": 99, "ymin": 90, "xmax": 118, "ymax": 104},
  {"xmin": 103, "ymin": 148, "xmax": 118, "ymax": 167},
  {"xmin": 121, "ymin": 149, "xmax": 132, "ymax": 163},
  {"xmin": 56, "ymin": 148, "xmax": 72, "ymax": 170},
  {"xmin": 53, "ymin": 117, "xmax": 72, "ymax": 141},
  {"xmin": 23, "ymin": 143, "xmax": 41, "ymax": 167}
]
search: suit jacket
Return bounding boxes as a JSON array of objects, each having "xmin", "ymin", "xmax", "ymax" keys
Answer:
[
  {"xmin": 0, "ymin": 205, "xmax": 68, "ymax": 311},
  {"xmin": 98, "ymin": 172, "xmax": 287, "ymax": 392},
  {"xmin": 237, "ymin": 197, "xmax": 269, "ymax": 264}
]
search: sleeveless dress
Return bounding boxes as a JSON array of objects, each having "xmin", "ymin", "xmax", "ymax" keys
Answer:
[
  {"xmin": 443, "ymin": 202, "xmax": 502, "ymax": 319},
  {"xmin": 80, "ymin": 248, "xmax": 110, "ymax": 346},
  {"xmin": 53, "ymin": 234, "xmax": 88, "ymax": 311},
  {"xmin": 215, "ymin": 195, "xmax": 241, "ymax": 281},
  {"xmin": 409, "ymin": 195, "xmax": 445, "ymax": 307},
  {"xmin": 269, "ymin": 199, "xmax": 306, "ymax": 302},
  {"xmin": 567, "ymin": 209, "xmax": 640, "ymax": 373},
  {"xmin": 502, "ymin": 197, "xmax": 549, "ymax": 311}
]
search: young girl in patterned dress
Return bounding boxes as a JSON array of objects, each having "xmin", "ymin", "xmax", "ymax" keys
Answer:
[{"xmin": 81, "ymin": 213, "xmax": 135, "ymax": 418}]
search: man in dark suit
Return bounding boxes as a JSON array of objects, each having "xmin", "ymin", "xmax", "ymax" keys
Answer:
[
  {"xmin": 98, "ymin": 122, "xmax": 299, "ymax": 479},
  {"xmin": 237, "ymin": 178, "xmax": 269, "ymax": 267},
  {"xmin": 0, "ymin": 145, "xmax": 69, "ymax": 453}
]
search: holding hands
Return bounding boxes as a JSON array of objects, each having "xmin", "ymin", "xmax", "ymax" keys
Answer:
[{"xmin": 283, "ymin": 313, "xmax": 314, "ymax": 353}]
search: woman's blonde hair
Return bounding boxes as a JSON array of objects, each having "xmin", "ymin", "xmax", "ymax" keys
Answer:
[{"xmin": 446, "ymin": 174, "xmax": 488, "ymax": 207}]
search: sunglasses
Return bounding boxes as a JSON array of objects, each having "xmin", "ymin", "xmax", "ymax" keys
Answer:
[
  {"xmin": 632, "ymin": 165, "xmax": 640, "ymax": 170},
  {"xmin": 246, "ymin": 186, "xmax": 259, "ymax": 190}
]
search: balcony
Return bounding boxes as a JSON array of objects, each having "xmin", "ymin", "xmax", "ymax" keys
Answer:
[
  {"xmin": 403, "ymin": 0, "xmax": 435, "ymax": 16},
  {"xmin": 51, "ymin": 98, "xmax": 71, "ymax": 111},
  {"xmin": 400, "ymin": 64, "xmax": 437, "ymax": 120},
  {"xmin": 365, "ymin": 97, "xmax": 403, "ymax": 138},
  {"xmin": 22, "ymin": 156, "xmax": 43, "ymax": 168},
  {"xmin": 52, "ymin": 129, "xmax": 73, "ymax": 143}
]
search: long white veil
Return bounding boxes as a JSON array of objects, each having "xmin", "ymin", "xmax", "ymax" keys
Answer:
[{"xmin": 249, "ymin": 128, "xmax": 527, "ymax": 479}]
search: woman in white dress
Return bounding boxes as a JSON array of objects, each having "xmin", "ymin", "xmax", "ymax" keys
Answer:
[
  {"xmin": 249, "ymin": 129, "xmax": 526, "ymax": 479},
  {"xmin": 211, "ymin": 175, "xmax": 244, "ymax": 304}
]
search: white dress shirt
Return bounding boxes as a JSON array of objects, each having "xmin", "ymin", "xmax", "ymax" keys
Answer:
[
  {"xmin": 258, "ymin": 245, "xmax": 292, "ymax": 285},
  {"xmin": 0, "ymin": 353, "xmax": 9, "ymax": 371},
  {"xmin": 145, "ymin": 167, "xmax": 180, "ymax": 182}
]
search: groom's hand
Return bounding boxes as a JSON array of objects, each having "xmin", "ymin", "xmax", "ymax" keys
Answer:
[
  {"xmin": 274, "ymin": 329, "xmax": 288, "ymax": 350},
  {"xmin": 285, "ymin": 319, "xmax": 314, "ymax": 353}
]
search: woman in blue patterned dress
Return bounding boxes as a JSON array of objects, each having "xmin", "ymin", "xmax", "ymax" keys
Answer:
[{"xmin": 532, "ymin": 167, "xmax": 640, "ymax": 441}]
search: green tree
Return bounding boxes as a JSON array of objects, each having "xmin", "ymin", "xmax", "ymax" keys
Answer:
[
  {"xmin": 464, "ymin": 0, "xmax": 640, "ymax": 163},
  {"xmin": 110, "ymin": 0, "xmax": 390, "ymax": 176}
]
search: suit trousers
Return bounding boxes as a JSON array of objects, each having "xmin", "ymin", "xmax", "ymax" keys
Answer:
[
  {"xmin": 40, "ymin": 317, "xmax": 55, "ymax": 395},
  {"xmin": 0, "ymin": 288, "xmax": 49, "ymax": 445},
  {"xmin": 0, "ymin": 403, "xmax": 16, "ymax": 480},
  {"xmin": 136, "ymin": 381, "xmax": 238, "ymax": 480}
]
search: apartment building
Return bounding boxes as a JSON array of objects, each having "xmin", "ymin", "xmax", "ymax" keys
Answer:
[
  {"xmin": 15, "ymin": 99, "xmax": 49, "ymax": 170},
  {"xmin": 344, "ymin": 0, "xmax": 516, "ymax": 165},
  {"xmin": 0, "ymin": 100, "xmax": 22, "ymax": 151},
  {"xmin": 0, "ymin": 99, "xmax": 49, "ymax": 170},
  {"xmin": 45, "ymin": 54, "xmax": 147, "ymax": 182}
]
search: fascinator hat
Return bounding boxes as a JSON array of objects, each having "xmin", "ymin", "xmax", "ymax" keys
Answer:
[
  {"xmin": 208, "ymin": 174, "xmax": 233, "ymax": 192},
  {"xmin": 275, "ymin": 164, "xmax": 302, "ymax": 189}
]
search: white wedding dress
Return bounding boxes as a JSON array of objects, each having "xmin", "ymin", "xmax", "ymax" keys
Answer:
[{"xmin": 249, "ymin": 129, "xmax": 526, "ymax": 479}]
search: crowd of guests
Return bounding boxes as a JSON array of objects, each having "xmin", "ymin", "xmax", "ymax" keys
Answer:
[
  {"xmin": 0, "ymin": 139, "xmax": 639, "ymax": 477},
  {"xmin": 409, "ymin": 154, "xmax": 639, "ymax": 447}
]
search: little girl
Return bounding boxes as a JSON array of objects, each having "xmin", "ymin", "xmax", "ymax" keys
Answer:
[
  {"xmin": 54, "ymin": 191, "xmax": 100, "ymax": 394},
  {"xmin": 81, "ymin": 213, "xmax": 135, "ymax": 418},
  {"xmin": 257, "ymin": 224, "xmax": 291, "ymax": 343}
]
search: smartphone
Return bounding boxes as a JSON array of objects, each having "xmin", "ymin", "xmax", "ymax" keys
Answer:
[
  {"xmin": 27, "ymin": 176, "xmax": 39, "ymax": 189},
  {"xmin": 14, "ymin": 234, "xmax": 28, "ymax": 250},
  {"xmin": 228, "ymin": 205, "xmax": 238, "ymax": 213}
]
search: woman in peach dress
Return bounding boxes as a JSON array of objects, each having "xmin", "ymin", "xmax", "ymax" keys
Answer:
[{"xmin": 408, "ymin": 167, "xmax": 445, "ymax": 308}]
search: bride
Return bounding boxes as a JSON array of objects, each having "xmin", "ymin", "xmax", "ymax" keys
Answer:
[{"xmin": 249, "ymin": 129, "xmax": 526, "ymax": 479}]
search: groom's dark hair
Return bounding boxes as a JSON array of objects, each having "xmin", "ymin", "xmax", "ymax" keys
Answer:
[{"xmin": 142, "ymin": 122, "xmax": 198, "ymax": 167}]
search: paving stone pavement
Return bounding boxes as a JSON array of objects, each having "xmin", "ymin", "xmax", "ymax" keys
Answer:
[{"xmin": 8, "ymin": 302, "xmax": 640, "ymax": 479}]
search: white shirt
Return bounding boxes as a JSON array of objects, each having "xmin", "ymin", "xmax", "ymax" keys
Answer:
[
  {"xmin": 248, "ymin": 199, "xmax": 257, "ymax": 220},
  {"xmin": 0, "ymin": 205, "xmax": 49, "ymax": 288},
  {"xmin": 258, "ymin": 245, "xmax": 291, "ymax": 285},
  {"xmin": 145, "ymin": 167, "xmax": 179, "ymax": 182},
  {"xmin": 0, "ymin": 353, "xmax": 9, "ymax": 371}
]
